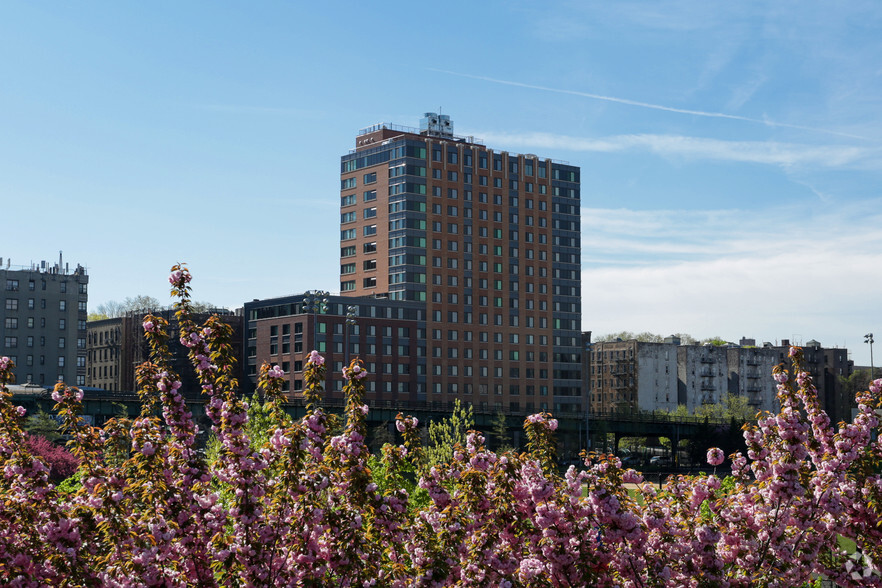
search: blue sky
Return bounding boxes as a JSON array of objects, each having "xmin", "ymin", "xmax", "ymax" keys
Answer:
[{"xmin": 2, "ymin": 1, "xmax": 880, "ymax": 367}]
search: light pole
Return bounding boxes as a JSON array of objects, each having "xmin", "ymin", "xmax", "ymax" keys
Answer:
[
  {"xmin": 302, "ymin": 290, "xmax": 329, "ymax": 354},
  {"xmin": 866, "ymin": 333, "xmax": 875, "ymax": 379},
  {"xmin": 345, "ymin": 305, "xmax": 358, "ymax": 365}
]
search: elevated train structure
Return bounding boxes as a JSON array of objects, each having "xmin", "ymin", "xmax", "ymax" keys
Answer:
[{"xmin": 10, "ymin": 385, "xmax": 731, "ymax": 464}]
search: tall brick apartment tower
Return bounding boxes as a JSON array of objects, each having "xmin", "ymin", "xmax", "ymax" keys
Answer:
[{"xmin": 338, "ymin": 113, "xmax": 583, "ymax": 415}]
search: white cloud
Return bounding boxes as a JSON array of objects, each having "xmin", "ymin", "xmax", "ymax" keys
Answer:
[
  {"xmin": 475, "ymin": 131, "xmax": 878, "ymax": 171},
  {"xmin": 434, "ymin": 69, "xmax": 874, "ymax": 141},
  {"xmin": 581, "ymin": 204, "xmax": 882, "ymax": 365}
]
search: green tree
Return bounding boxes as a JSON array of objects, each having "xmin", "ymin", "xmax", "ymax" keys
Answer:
[
  {"xmin": 205, "ymin": 392, "xmax": 274, "ymax": 469},
  {"xmin": 596, "ymin": 331, "xmax": 663, "ymax": 343},
  {"xmin": 839, "ymin": 369, "xmax": 873, "ymax": 423},
  {"xmin": 190, "ymin": 301, "xmax": 221, "ymax": 313},
  {"xmin": 90, "ymin": 296, "xmax": 220, "ymax": 321},
  {"xmin": 693, "ymin": 393, "xmax": 756, "ymax": 422},
  {"xmin": 596, "ymin": 331, "xmax": 699, "ymax": 344},
  {"xmin": 423, "ymin": 399, "xmax": 474, "ymax": 470},
  {"xmin": 23, "ymin": 410, "xmax": 61, "ymax": 442},
  {"xmin": 671, "ymin": 332, "xmax": 700, "ymax": 345},
  {"xmin": 490, "ymin": 411, "xmax": 512, "ymax": 453},
  {"xmin": 369, "ymin": 422, "xmax": 395, "ymax": 452},
  {"xmin": 661, "ymin": 404, "xmax": 691, "ymax": 419},
  {"xmin": 94, "ymin": 295, "xmax": 162, "ymax": 318}
]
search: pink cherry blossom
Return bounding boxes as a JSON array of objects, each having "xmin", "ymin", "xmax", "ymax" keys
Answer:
[
  {"xmin": 2, "ymin": 265, "xmax": 879, "ymax": 587},
  {"xmin": 707, "ymin": 447, "xmax": 725, "ymax": 466}
]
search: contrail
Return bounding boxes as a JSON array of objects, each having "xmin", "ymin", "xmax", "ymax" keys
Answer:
[{"xmin": 429, "ymin": 69, "xmax": 873, "ymax": 142}]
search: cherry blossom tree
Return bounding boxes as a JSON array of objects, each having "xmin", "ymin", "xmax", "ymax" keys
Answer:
[{"xmin": 1, "ymin": 266, "xmax": 881, "ymax": 586}]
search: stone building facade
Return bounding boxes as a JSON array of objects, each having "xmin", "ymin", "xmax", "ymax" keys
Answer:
[
  {"xmin": 0, "ymin": 255, "xmax": 88, "ymax": 387},
  {"xmin": 87, "ymin": 308, "xmax": 243, "ymax": 396},
  {"xmin": 589, "ymin": 337, "xmax": 851, "ymax": 418}
]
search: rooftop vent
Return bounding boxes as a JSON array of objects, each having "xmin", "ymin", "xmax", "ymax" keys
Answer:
[{"xmin": 420, "ymin": 112, "xmax": 453, "ymax": 138}]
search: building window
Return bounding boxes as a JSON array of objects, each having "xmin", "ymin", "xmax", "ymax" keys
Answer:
[
  {"xmin": 363, "ymin": 277, "xmax": 376, "ymax": 288},
  {"xmin": 341, "ymin": 280, "xmax": 356, "ymax": 291},
  {"xmin": 341, "ymin": 194, "xmax": 356, "ymax": 206},
  {"xmin": 364, "ymin": 225, "xmax": 377, "ymax": 237},
  {"xmin": 363, "ymin": 190, "xmax": 377, "ymax": 201},
  {"xmin": 341, "ymin": 263, "xmax": 356, "ymax": 275},
  {"xmin": 363, "ymin": 172, "xmax": 377, "ymax": 184},
  {"xmin": 59, "ymin": 301, "xmax": 66, "ymax": 311},
  {"xmin": 364, "ymin": 207, "xmax": 377, "ymax": 219},
  {"xmin": 341, "ymin": 211, "xmax": 356, "ymax": 223},
  {"xmin": 341, "ymin": 229, "xmax": 356, "ymax": 241},
  {"xmin": 363, "ymin": 259, "xmax": 377, "ymax": 271},
  {"xmin": 5, "ymin": 299, "xmax": 17, "ymax": 311}
]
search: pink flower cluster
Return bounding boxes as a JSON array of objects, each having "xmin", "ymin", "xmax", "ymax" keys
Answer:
[
  {"xmin": 525, "ymin": 412, "xmax": 558, "ymax": 431},
  {"xmin": 707, "ymin": 447, "xmax": 725, "ymax": 466},
  {"xmin": 342, "ymin": 363, "xmax": 368, "ymax": 381},
  {"xmin": 0, "ymin": 268, "xmax": 880, "ymax": 587},
  {"xmin": 306, "ymin": 349, "xmax": 324, "ymax": 366},
  {"xmin": 395, "ymin": 416, "xmax": 418, "ymax": 433},
  {"xmin": 168, "ymin": 267, "xmax": 192, "ymax": 287}
]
